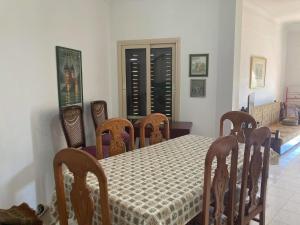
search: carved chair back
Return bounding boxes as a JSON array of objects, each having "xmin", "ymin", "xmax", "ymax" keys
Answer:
[
  {"xmin": 60, "ymin": 106, "xmax": 86, "ymax": 148},
  {"xmin": 96, "ymin": 118, "xmax": 134, "ymax": 159},
  {"xmin": 90, "ymin": 100, "xmax": 108, "ymax": 129},
  {"xmin": 237, "ymin": 127, "xmax": 271, "ymax": 225},
  {"xmin": 202, "ymin": 135, "xmax": 239, "ymax": 225},
  {"xmin": 139, "ymin": 113, "xmax": 170, "ymax": 147},
  {"xmin": 220, "ymin": 111, "xmax": 257, "ymax": 143},
  {"xmin": 53, "ymin": 148, "xmax": 111, "ymax": 225}
]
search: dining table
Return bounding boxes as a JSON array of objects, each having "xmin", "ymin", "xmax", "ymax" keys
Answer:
[{"xmin": 49, "ymin": 135, "xmax": 245, "ymax": 225}]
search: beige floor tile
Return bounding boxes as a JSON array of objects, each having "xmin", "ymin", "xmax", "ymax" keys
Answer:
[
  {"xmin": 264, "ymin": 146, "xmax": 300, "ymax": 225},
  {"xmin": 282, "ymin": 201, "xmax": 300, "ymax": 214},
  {"xmin": 268, "ymin": 218, "xmax": 290, "ymax": 225},
  {"xmin": 288, "ymin": 193, "xmax": 300, "ymax": 204},
  {"xmin": 267, "ymin": 186, "xmax": 294, "ymax": 200},
  {"xmin": 271, "ymin": 209, "xmax": 300, "ymax": 225}
]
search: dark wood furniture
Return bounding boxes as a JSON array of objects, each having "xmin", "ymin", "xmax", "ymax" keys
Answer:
[
  {"xmin": 139, "ymin": 113, "xmax": 170, "ymax": 147},
  {"xmin": 220, "ymin": 111, "xmax": 257, "ymax": 143},
  {"xmin": 91, "ymin": 100, "xmax": 130, "ymax": 147},
  {"xmin": 169, "ymin": 121, "xmax": 193, "ymax": 138},
  {"xmin": 134, "ymin": 121, "xmax": 192, "ymax": 140},
  {"xmin": 96, "ymin": 118, "xmax": 135, "ymax": 159},
  {"xmin": 60, "ymin": 105, "xmax": 97, "ymax": 157},
  {"xmin": 188, "ymin": 135, "xmax": 239, "ymax": 225},
  {"xmin": 53, "ymin": 148, "xmax": 111, "ymax": 225},
  {"xmin": 60, "ymin": 105, "xmax": 86, "ymax": 148},
  {"xmin": 238, "ymin": 127, "xmax": 271, "ymax": 225},
  {"xmin": 202, "ymin": 135, "xmax": 239, "ymax": 225},
  {"xmin": 90, "ymin": 100, "xmax": 108, "ymax": 129},
  {"xmin": 0, "ymin": 203, "xmax": 42, "ymax": 225}
]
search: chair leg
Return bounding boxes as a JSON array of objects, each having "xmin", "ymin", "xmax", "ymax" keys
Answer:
[{"xmin": 259, "ymin": 210, "xmax": 265, "ymax": 225}]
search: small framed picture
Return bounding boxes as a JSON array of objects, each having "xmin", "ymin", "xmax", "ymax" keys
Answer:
[
  {"xmin": 190, "ymin": 79, "xmax": 206, "ymax": 97},
  {"xmin": 250, "ymin": 56, "xmax": 267, "ymax": 89},
  {"xmin": 189, "ymin": 54, "xmax": 209, "ymax": 77}
]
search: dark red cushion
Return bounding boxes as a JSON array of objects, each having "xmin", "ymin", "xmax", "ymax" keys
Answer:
[
  {"xmin": 83, "ymin": 145, "xmax": 109, "ymax": 158},
  {"xmin": 122, "ymin": 131, "xmax": 130, "ymax": 143},
  {"xmin": 102, "ymin": 133, "xmax": 111, "ymax": 145},
  {"xmin": 101, "ymin": 131, "xmax": 130, "ymax": 145}
]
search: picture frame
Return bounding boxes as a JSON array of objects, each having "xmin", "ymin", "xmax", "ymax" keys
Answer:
[
  {"xmin": 189, "ymin": 54, "xmax": 209, "ymax": 77},
  {"xmin": 56, "ymin": 46, "xmax": 83, "ymax": 109},
  {"xmin": 250, "ymin": 56, "xmax": 267, "ymax": 89},
  {"xmin": 190, "ymin": 79, "xmax": 206, "ymax": 97}
]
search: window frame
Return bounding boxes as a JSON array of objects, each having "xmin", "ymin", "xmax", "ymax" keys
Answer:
[{"xmin": 117, "ymin": 38, "xmax": 181, "ymax": 121}]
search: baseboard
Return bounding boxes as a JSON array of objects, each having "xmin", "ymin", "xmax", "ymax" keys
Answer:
[{"xmin": 279, "ymin": 135, "xmax": 300, "ymax": 155}]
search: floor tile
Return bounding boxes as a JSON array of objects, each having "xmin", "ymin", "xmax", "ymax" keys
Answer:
[
  {"xmin": 271, "ymin": 209, "xmax": 300, "ymax": 225},
  {"xmin": 265, "ymin": 146, "xmax": 300, "ymax": 224},
  {"xmin": 268, "ymin": 218, "xmax": 290, "ymax": 225}
]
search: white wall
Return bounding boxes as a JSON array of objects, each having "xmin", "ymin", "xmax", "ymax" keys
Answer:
[
  {"xmin": 232, "ymin": 0, "xmax": 244, "ymax": 110},
  {"xmin": 110, "ymin": 0, "xmax": 237, "ymax": 137},
  {"xmin": 285, "ymin": 23, "xmax": 300, "ymax": 87},
  {"xmin": 0, "ymin": 0, "xmax": 240, "ymax": 208},
  {"xmin": 0, "ymin": 0, "xmax": 111, "ymax": 208},
  {"xmin": 239, "ymin": 2, "xmax": 286, "ymax": 107}
]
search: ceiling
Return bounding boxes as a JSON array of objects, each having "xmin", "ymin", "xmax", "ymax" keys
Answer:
[{"xmin": 245, "ymin": 0, "xmax": 300, "ymax": 23}]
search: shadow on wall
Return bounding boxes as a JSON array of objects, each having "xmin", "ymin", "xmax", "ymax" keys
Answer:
[
  {"xmin": 5, "ymin": 163, "xmax": 36, "ymax": 207},
  {"xmin": 6, "ymin": 102, "xmax": 99, "ymax": 207},
  {"xmin": 6, "ymin": 108, "xmax": 65, "ymax": 208},
  {"xmin": 30, "ymin": 108, "xmax": 65, "ymax": 206}
]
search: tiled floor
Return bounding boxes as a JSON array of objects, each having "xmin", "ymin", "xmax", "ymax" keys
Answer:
[{"xmin": 263, "ymin": 145, "xmax": 300, "ymax": 225}]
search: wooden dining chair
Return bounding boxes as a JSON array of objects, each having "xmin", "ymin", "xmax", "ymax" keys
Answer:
[
  {"xmin": 90, "ymin": 100, "xmax": 130, "ymax": 148},
  {"xmin": 237, "ymin": 127, "xmax": 271, "ymax": 225},
  {"xmin": 96, "ymin": 118, "xmax": 134, "ymax": 159},
  {"xmin": 139, "ymin": 113, "xmax": 170, "ymax": 147},
  {"xmin": 201, "ymin": 135, "xmax": 239, "ymax": 225},
  {"xmin": 220, "ymin": 111, "xmax": 257, "ymax": 143},
  {"xmin": 53, "ymin": 148, "xmax": 111, "ymax": 225},
  {"xmin": 90, "ymin": 100, "xmax": 108, "ymax": 129},
  {"xmin": 60, "ymin": 105, "xmax": 98, "ymax": 157}
]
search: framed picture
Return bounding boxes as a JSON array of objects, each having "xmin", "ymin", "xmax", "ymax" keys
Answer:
[
  {"xmin": 189, "ymin": 54, "xmax": 209, "ymax": 77},
  {"xmin": 250, "ymin": 56, "xmax": 267, "ymax": 89},
  {"xmin": 56, "ymin": 46, "xmax": 83, "ymax": 109},
  {"xmin": 190, "ymin": 79, "xmax": 206, "ymax": 97}
]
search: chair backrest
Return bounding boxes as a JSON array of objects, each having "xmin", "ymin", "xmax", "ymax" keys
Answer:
[
  {"xmin": 90, "ymin": 100, "xmax": 108, "ymax": 129},
  {"xmin": 220, "ymin": 111, "xmax": 257, "ymax": 143},
  {"xmin": 202, "ymin": 135, "xmax": 239, "ymax": 225},
  {"xmin": 237, "ymin": 127, "xmax": 271, "ymax": 225},
  {"xmin": 53, "ymin": 149, "xmax": 111, "ymax": 225},
  {"xmin": 96, "ymin": 118, "xmax": 134, "ymax": 159},
  {"xmin": 60, "ymin": 106, "xmax": 86, "ymax": 148},
  {"xmin": 139, "ymin": 113, "xmax": 170, "ymax": 147}
]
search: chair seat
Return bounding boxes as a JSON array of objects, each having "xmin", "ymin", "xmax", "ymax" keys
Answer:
[
  {"xmin": 82, "ymin": 145, "xmax": 110, "ymax": 158},
  {"xmin": 102, "ymin": 131, "xmax": 130, "ymax": 145},
  {"xmin": 0, "ymin": 203, "xmax": 42, "ymax": 225}
]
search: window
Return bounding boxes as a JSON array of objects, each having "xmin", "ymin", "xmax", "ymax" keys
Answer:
[{"xmin": 118, "ymin": 39, "xmax": 180, "ymax": 121}]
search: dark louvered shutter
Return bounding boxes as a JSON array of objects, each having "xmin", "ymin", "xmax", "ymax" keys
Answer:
[
  {"xmin": 125, "ymin": 49, "xmax": 147, "ymax": 118},
  {"xmin": 150, "ymin": 47, "xmax": 173, "ymax": 118}
]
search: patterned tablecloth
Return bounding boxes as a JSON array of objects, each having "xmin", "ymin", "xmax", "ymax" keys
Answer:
[{"xmin": 50, "ymin": 135, "xmax": 245, "ymax": 225}]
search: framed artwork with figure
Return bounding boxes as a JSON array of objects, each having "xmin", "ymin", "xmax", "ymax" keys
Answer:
[
  {"xmin": 56, "ymin": 46, "xmax": 83, "ymax": 109},
  {"xmin": 189, "ymin": 54, "xmax": 209, "ymax": 77},
  {"xmin": 250, "ymin": 56, "xmax": 267, "ymax": 89},
  {"xmin": 190, "ymin": 79, "xmax": 206, "ymax": 97}
]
